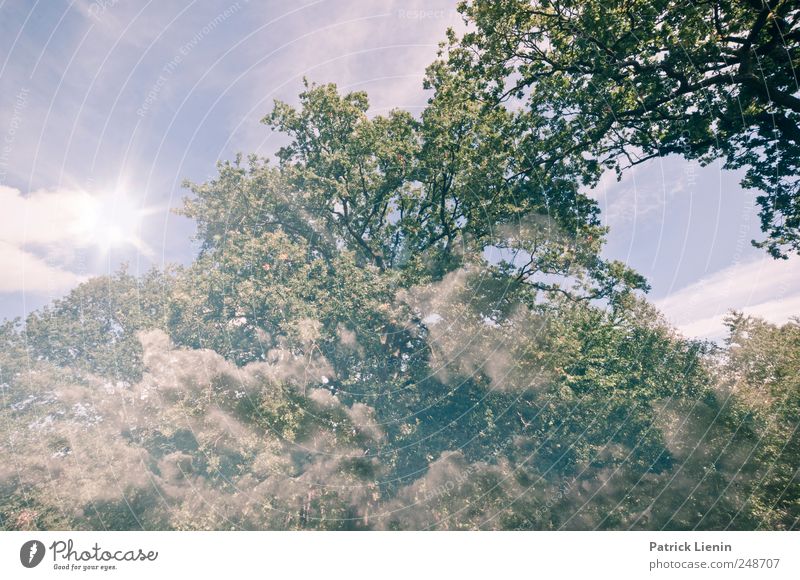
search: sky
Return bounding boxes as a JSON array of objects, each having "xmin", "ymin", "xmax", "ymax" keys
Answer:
[{"xmin": 0, "ymin": 0, "xmax": 797, "ymax": 340}]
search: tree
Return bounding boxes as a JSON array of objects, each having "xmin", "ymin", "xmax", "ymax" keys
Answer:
[
  {"xmin": 258, "ymin": 80, "xmax": 645, "ymax": 294},
  {"xmin": 714, "ymin": 313, "xmax": 800, "ymax": 529},
  {"xmin": 2, "ymin": 71, "xmax": 797, "ymax": 530},
  {"xmin": 24, "ymin": 267, "xmax": 173, "ymax": 382},
  {"xmin": 442, "ymin": 0, "xmax": 800, "ymax": 257},
  {"xmin": 173, "ymin": 115, "xmax": 720, "ymax": 525}
]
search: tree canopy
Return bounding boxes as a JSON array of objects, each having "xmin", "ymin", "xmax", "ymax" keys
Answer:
[
  {"xmin": 440, "ymin": 0, "xmax": 800, "ymax": 257},
  {"xmin": 1, "ymin": 3, "xmax": 798, "ymax": 531}
]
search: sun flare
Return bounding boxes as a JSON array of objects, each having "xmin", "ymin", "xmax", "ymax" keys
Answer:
[{"xmin": 74, "ymin": 189, "xmax": 152, "ymax": 255}]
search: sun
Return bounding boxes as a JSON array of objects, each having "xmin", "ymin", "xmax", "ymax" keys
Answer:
[{"xmin": 74, "ymin": 189, "xmax": 152, "ymax": 255}]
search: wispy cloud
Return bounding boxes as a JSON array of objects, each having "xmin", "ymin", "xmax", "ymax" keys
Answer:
[
  {"xmin": 230, "ymin": 0, "xmax": 462, "ymax": 155},
  {"xmin": 0, "ymin": 185, "xmax": 90, "ymax": 293},
  {"xmin": 0, "ymin": 241, "xmax": 80, "ymax": 293},
  {"xmin": 0, "ymin": 185, "xmax": 154, "ymax": 294},
  {"xmin": 654, "ymin": 256, "xmax": 800, "ymax": 339}
]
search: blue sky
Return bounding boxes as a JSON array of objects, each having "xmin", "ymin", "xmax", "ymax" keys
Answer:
[{"xmin": 1, "ymin": 0, "xmax": 798, "ymax": 339}]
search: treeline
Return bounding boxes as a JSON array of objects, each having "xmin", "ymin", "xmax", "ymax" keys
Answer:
[{"xmin": 1, "ymin": 241, "xmax": 797, "ymax": 529}]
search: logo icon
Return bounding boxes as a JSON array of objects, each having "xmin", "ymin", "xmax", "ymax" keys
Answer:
[{"xmin": 20, "ymin": 540, "xmax": 46, "ymax": 568}]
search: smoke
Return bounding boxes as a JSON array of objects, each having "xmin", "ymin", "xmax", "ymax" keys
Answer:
[
  {"xmin": 0, "ymin": 300, "xmax": 786, "ymax": 530},
  {"xmin": 0, "ymin": 329, "xmax": 384, "ymax": 529},
  {"xmin": 397, "ymin": 267, "xmax": 552, "ymax": 392}
]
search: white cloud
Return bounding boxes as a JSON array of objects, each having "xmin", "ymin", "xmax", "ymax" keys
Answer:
[
  {"xmin": 0, "ymin": 185, "xmax": 149, "ymax": 293},
  {"xmin": 232, "ymin": 0, "xmax": 462, "ymax": 155},
  {"xmin": 0, "ymin": 185, "xmax": 92, "ymax": 246},
  {"xmin": 654, "ymin": 256, "xmax": 800, "ymax": 339},
  {"xmin": 0, "ymin": 242, "xmax": 81, "ymax": 293},
  {"xmin": 0, "ymin": 186, "xmax": 94, "ymax": 293},
  {"xmin": 587, "ymin": 155, "xmax": 695, "ymax": 229}
]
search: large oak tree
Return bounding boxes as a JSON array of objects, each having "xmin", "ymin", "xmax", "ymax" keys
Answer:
[{"xmin": 442, "ymin": 0, "xmax": 800, "ymax": 257}]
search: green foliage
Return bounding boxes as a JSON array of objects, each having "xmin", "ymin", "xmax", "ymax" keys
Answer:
[
  {"xmin": 24, "ymin": 267, "xmax": 173, "ymax": 381},
  {"xmin": 714, "ymin": 313, "xmax": 800, "ymax": 529},
  {"xmin": 445, "ymin": 0, "xmax": 800, "ymax": 257},
  {"xmin": 1, "ymin": 51, "xmax": 798, "ymax": 529}
]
